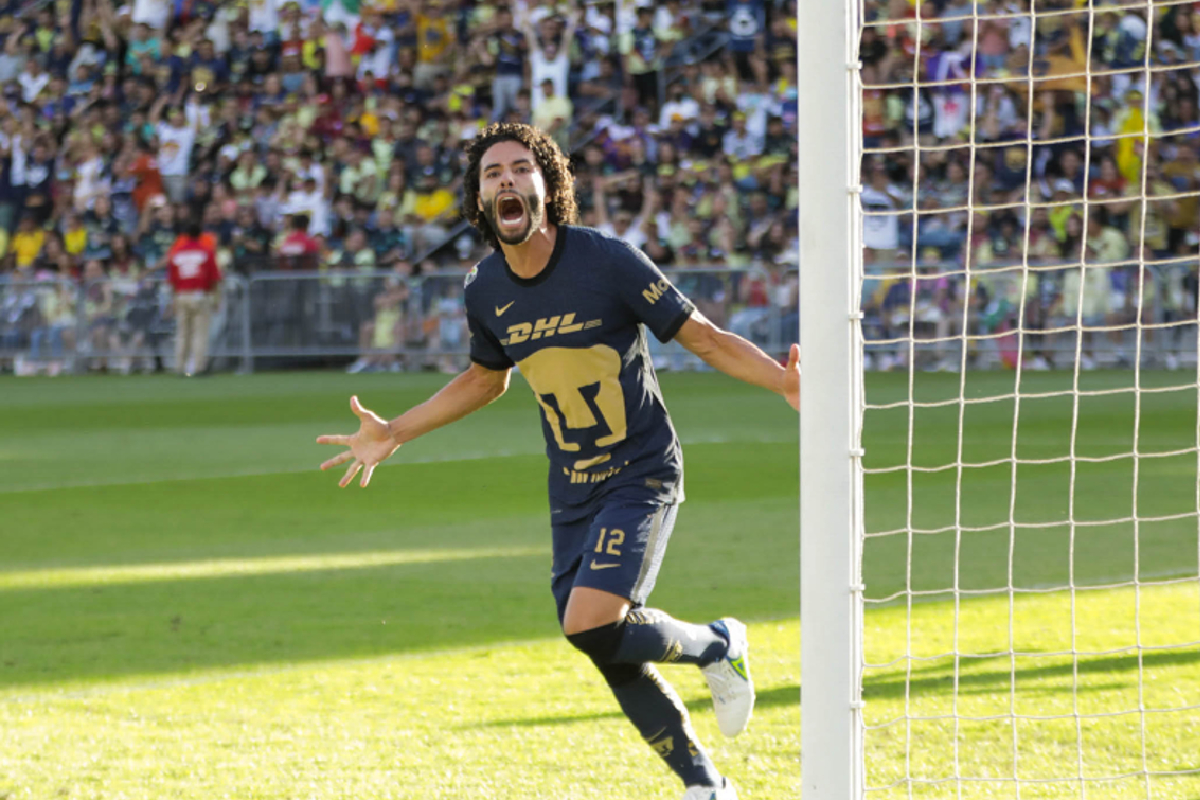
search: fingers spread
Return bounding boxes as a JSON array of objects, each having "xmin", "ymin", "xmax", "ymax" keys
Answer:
[
  {"xmin": 321, "ymin": 450, "xmax": 354, "ymax": 471},
  {"xmin": 360, "ymin": 462, "xmax": 376, "ymax": 488},
  {"xmin": 317, "ymin": 434, "xmax": 352, "ymax": 446},
  {"xmin": 339, "ymin": 459, "xmax": 363, "ymax": 488},
  {"xmin": 350, "ymin": 395, "xmax": 366, "ymax": 419}
]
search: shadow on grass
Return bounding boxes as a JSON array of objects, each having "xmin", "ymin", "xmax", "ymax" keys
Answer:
[
  {"xmin": 1, "ymin": 553, "xmax": 559, "ymax": 689},
  {"xmin": 862, "ymin": 646, "xmax": 1200, "ymax": 702},
  {"xmin": 1, "ymin": 553, "xmax": 801, "ymax": 690},
  {"xmin": 473, "ymin": 682, "xmax": 800, "ymax": 729}
]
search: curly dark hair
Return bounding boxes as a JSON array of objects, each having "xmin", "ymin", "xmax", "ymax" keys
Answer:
[{"xmin": 461, "ymin": 123, "xmax": 578, "ymax": 249}]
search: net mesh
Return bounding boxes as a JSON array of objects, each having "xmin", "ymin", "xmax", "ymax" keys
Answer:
[{"xmin": 856, "ymin": 1, "xmax": 1200, "ymax": 797}]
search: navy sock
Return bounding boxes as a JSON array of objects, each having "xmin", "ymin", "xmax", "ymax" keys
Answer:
[
  {"xmin": 608, "ymin": 664, "xmax": 722, "ymax": 788},
  {"xmin": 612, "ymin": 608, "xmax": 728, "ymax": 666}
]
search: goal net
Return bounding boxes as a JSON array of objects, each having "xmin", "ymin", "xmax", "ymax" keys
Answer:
[{"xmin": 833, "ymin": 1, "xmax": 1200, "ymax": 798}]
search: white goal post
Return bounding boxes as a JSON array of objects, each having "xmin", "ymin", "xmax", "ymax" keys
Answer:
[{"xmin": 798, "ymin": 0, "xmax": 866, "ymax": 798}]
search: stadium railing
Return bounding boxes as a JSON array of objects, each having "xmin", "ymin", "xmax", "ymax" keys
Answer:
[
  {"xmin": 8, "ymin": 261, "xmax": 1187, "ymax": 376},
  {"xmin": 861, "ymin": 259, "xmax": 1198, "ymax": 372},
  {"xmin": 0, "ymin": 265, "xmax": 792, "ymax": 374}
]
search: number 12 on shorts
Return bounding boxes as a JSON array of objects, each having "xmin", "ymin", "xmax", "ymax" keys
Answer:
[{"xmin": 595, "ymin": 528, "xmax": 624, "ymax": 557}]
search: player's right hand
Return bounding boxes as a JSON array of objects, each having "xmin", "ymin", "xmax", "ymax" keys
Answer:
[{"xmin": 316, "ymin": 395, "xmax": 401, "ymax": 488}]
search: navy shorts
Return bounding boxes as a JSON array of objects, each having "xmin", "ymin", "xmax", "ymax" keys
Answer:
[{"xmin": 550, "ymin": 482, "xmax": 680, "ymax": 625}]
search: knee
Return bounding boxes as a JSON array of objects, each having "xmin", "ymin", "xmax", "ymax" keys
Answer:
[
  {"xmin": 565, "ymin": 620, "xmax": 624, "ymax": 666},
  {"xmin": 565, "ymin": 622, "xmax": 646, "ymax": 689}
]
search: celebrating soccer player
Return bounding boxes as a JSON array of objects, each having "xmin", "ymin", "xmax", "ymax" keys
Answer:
[{"xmin": 317, "ymin": 123, "xmax": 800, "ymax": 800}]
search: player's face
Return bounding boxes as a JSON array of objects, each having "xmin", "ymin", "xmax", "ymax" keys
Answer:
[{"xmin": 477, "ymin": 140, "xmax": 546, "ymax": 247}]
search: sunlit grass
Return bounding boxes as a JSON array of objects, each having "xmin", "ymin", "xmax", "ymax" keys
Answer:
[
  {"xmin": 861, "ymin": 584, "xmax": 1200, "ymax": 799},
  {"xmin": 0, "ymin": 546, "xmax": 547, "ymax": 589}
]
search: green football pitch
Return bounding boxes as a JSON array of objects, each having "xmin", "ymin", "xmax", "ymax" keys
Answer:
[{"xmin": 1, "ymin": 370, "xmax": 1197, "ymax": 799}]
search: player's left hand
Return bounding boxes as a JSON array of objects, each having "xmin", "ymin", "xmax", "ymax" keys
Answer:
[
  {"xmin": 784, "ymin": 343, "xmax": 800, "ymax": 412},
  {"xmin": 316, "ymin": 395, "xmax": 401, "ymax": 488}
]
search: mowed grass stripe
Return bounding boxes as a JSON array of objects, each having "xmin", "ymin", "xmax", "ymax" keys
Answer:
[
  {"xmin": 0, "ymin": 545, "xmax": 549, "ymax": 589},
  {"xmin": 0, "ymin": 430, "xmax": 795, "ymax": 496},
  {"xmin": 0, "ymin": 371, "xmax": 796, "ymax": 493}
]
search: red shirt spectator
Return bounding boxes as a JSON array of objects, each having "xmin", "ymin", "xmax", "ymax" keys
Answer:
[
  {"xmin": 166, "ymin": 227, "xmax": 222, "ymax": 293},
  {"xmin": 276, "ymin": 214, "xmax": 321, "ymax": 270},
  {"xmin": 129, "ymin": 146, "xmax": 164, "ymax": 213}
]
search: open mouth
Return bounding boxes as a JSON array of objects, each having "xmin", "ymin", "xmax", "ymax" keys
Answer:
[{"xmin": 497, "ymin": 194, "xmax": 525, "ymax": 227}]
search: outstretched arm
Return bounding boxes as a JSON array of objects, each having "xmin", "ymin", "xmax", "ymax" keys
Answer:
[
  {"xmin": 317, "ymin": 363, "xmax": 512, "ymax": 487},
  {"xmin": 674, "ymin": 311, "xmax": 800, "ymax": 411}
]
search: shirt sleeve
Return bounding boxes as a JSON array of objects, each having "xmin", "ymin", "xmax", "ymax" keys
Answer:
[
  {"xmin": 467, "ymin": 311, "xmax": 515, "ymax": 370},
  {"xmin": 611, "ymin": 240, "xmax": 695, "ymax": 343}
]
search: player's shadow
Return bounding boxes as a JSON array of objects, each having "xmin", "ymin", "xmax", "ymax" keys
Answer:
[{"xmin": 471, "ymin": 683, "xmax": 799, "ymax": 729}]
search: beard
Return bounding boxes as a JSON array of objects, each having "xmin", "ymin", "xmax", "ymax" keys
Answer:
[{"xmin": 483, "ymin": 190, "xmax": 545, "ymax": 246}]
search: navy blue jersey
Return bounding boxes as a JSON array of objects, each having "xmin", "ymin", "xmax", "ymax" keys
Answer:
[{"xmin": 464, "ymin": 225, "xmax": 695, "ymax": 508}]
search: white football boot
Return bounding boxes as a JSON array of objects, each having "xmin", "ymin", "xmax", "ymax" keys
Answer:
[
  {"xmin": 701, "ymin": 618, "xmax": 754, "ymax": 737},
  {"xmin": 681, "ymin": 778, "xmax": 738, "ymax": 799}
]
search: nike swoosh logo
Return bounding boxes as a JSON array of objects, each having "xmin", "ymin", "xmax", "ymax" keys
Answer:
[
  {"xmin": 589, "ymin": 562, "xmax": 621, "ymax": 570},
  {"xmin": 495, "ymin": 301, "xmax": 515, "ymax": 316}
]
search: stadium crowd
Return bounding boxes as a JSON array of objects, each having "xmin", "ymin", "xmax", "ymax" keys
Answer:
[
  {"xmin": 0, "ymin": 0, "xmax": 799, "ymax": 374},
  {"xmin": 859, "ymin": 0, "xmax": 1200, "ymax": 371}
]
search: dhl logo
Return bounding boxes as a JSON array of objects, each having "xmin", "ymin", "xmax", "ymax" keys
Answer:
[{"xmin": 503, "ymin": 313, "xmax": 601, "ymax": 345}]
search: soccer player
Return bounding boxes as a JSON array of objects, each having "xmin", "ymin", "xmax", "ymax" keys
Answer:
[{"xmin": 317, "ymin": 123, "xmax": 800, "ymax": 800}]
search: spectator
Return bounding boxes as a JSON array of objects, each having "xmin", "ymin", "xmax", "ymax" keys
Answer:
[
  {"xmin": 621, "ymin": 5, "xmax": 669, "ymax": 115},
  {"xmin": 414, "ymin": 0, "xmax": 453, "ymax": 90},
  {"xmin": 0, "ymin": 34, "xmax": 26, "ymax": 86},
  {"xmin": 17, "ymin": 57, "xmax": 49, "ymax": 103},
  {"xmin": 658, "ymin": 81, "xmax": 700, "ymax": 129},
  {"xmin": 532, "ymin": 78, "xmax": 573, "ymax": 147},
  {"xmin": 12, "ymin": 214, "xmax": 44, "ymax": 269},
  {"xmin": 487, "ymin": 6, "xmax": 527, "ymax": 122},
  {"xmin": 722, "ymin": 110, "xmax": 762, "ymax": 161},
  {"xmin": 593, "ymin": 173, "xmax": 649, "ymax": 251},
  {"xmin": 346, "ymin": 272, "xmax": 410, "ymax": 374},
  {"xmin": 164, "ymin": 218, "xmax": 221, "ymax": 376},
  {"xmin": 523, "ymin": 5, "xmax": 576, "ymax": 112},
  {"xmin": 861, "ymin": 159, "xmax": 903, "ymax": 264},
  {"xmin": 409, "ymin": 169, "xmax": 458, "ymax": 251},
  {"xmin": 29, "ymin": 280, "xmax": 76, "ymax": 375},
  {"xmin": 151, "ymin": 98, "xmax": 198, "ymax": 204},
  {"xmin": 726, "ymin": 0, "xmax": 767, "ymax": 87},
  {"xmin": 275, "ymin": 212, "xmax": 320, "ymax": 270}
]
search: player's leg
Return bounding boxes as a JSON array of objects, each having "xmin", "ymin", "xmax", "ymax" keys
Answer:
[
  {"xmin": 551, "ymin": 494, "xmax": 751, "ymax": 792},
  {"xmin": 559, "ymin": 498, "xmax": 755, "ymax": 738},
  {"xmin": 551, "ymin": 512, "xmax": 725, "ymax": 792},
  {"xmin": 561, "ymin": 498, "xmax": 731, "ymax": 662}
]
